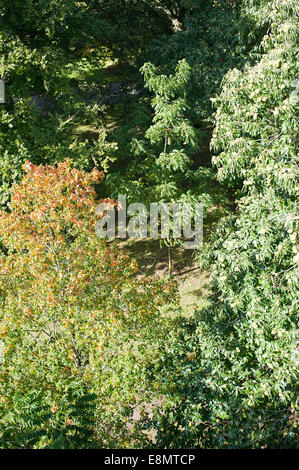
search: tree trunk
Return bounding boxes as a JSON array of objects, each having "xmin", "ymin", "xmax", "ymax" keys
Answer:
[{"xmin": 168, "ymin": 246, "xmax": 172, "ymax": 275}]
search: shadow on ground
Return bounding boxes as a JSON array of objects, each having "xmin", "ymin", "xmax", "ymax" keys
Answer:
[{"xmin": 117, "ymin": 238, "xmax": 210, "ymax": 312}]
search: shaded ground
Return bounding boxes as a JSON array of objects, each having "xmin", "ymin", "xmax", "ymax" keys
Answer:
[
  {"xmin": 118, "ymin": 238, "xmax": 210, "ymax": 314},
  {"xmin": 67, "ymin": 59, "xmax": 142, "ymax": 136}
]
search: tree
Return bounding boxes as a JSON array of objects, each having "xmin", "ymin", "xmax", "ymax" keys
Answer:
[
  {"xmin": 0, "ymin": 0, "xmax": 183, "ymax": 208},
  {"xmin": 107, "ymin": 59, "xmax": 203, "ymax": 202},
  {"xmin": 0, "ymin": 1, "xmax": 119, "ymax": 208},
  {"xmin": 147, "ymin": 0, "xmax": 268, "ymax": 125},
  {"xmin": 0, "ymin": 160, "xmax": 177, "ymax": 448},
  {"xmin": 151, "ymin": 0, "xmax": 298, "ymax": 449}
]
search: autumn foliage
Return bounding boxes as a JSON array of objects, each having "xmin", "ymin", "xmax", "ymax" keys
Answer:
[{"xmin": 0, "ymin": 160, "xmax": 176, "ymax": 447}]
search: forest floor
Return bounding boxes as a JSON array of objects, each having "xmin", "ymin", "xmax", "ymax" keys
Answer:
[{"xmin": 118, "ymin": 238, "xmax": 210, "ymax": 315}]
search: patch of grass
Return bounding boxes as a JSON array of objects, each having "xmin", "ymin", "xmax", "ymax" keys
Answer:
[
  {"xmin": 117, "ymin": 238, "xmax": 210, "ymax": 315},
  {"xmin": 178, "ymin": 269, "xmax": 210, "ymax": 316},
  {"xmin": 104, "ymin": 102, "xmax": 126, "ymax": 131},
  {"xmin": 72, "ymin": 124, "xmax": 101, "ymax": 136},
  {"xmin": 65, "ymin": 58, "xmax": 135, "ymax": 86}
]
